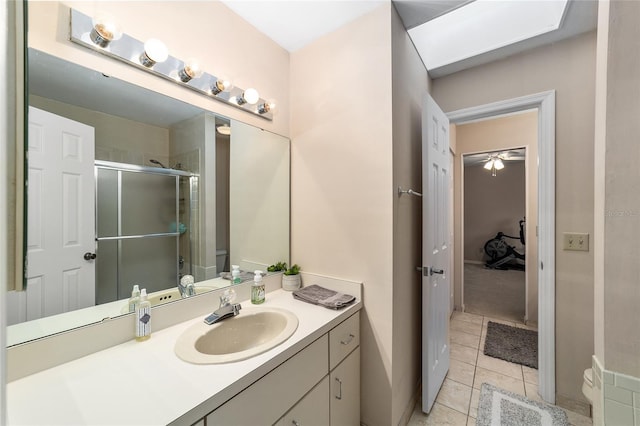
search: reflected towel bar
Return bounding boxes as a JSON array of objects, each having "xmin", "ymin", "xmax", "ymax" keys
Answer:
[{"xmin": 398, "ymin": 187, "xmax": 422, "ymax": 197}]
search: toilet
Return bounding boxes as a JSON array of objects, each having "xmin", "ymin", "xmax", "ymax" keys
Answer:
[
  {"xmin": 582, "ymin": 368, "xmax": 594, "ymax": 405},
  {"xmin": 216, "ymin": 249, "xmax": 229, "ymax": 274}
]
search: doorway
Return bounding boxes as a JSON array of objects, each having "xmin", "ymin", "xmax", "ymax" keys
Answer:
[
  {"xmin": 463, "ymin": 147, "xmax": 527, "ymax": 323},
  {"xmin": 447, "ymin": 91, "xmax": 556, "ymax": 404}
]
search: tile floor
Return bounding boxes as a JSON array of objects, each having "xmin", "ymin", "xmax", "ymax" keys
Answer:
[{"xmin": 407, "ymin": 311, "xmax": 593, "ymax": 426}]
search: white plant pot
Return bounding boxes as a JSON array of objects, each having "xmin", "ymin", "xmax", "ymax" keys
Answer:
[{"xmin": 282, "ymin": 274, "xmax": 301, "ymax": 291}]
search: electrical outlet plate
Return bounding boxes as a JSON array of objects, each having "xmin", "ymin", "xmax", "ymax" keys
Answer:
[{"xmin": 563, "ymin": 232, "xmax": 590, "ymax": 251}]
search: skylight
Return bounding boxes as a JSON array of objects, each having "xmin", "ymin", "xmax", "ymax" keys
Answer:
[{"xmin": 408, "ymin": 0, "xmax": 570, "ymax": 71}]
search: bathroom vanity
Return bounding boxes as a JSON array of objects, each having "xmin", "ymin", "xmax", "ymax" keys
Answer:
[{"xmin": 6, "ymin": 282, "xmax": 361, "ymax": 425}]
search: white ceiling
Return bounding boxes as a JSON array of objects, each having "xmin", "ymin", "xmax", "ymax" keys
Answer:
[{"xmin": 221, "ymin": 0, "xmax": 598, "ymax": 78}]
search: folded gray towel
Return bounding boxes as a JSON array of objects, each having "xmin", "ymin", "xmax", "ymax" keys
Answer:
[{"xmin": 292, "ymin": 285, "xmax": 356, "ymax": 310}]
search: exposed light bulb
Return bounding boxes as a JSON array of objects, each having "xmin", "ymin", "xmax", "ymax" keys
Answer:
[
  {"xmin": 89, "ymin": 14, "xmax": 123, "ymax": 48},
  {"xmin": 237, "ymin": 88, "xmax": 259, "ymax": 105},
  {"xmin": 211, "ymin": 78, "xmax": 233, "ymax": 95},
  {"xmin": 258, "ymin": 99, "xmax": 277, "ymax": 114},
  {"xmin": 140, "ymin": 38, "xmax": 169, "ymax": 67},
  {"xmin": 178, "ymin": 58, "xmax": 203, "ymax": 83}
]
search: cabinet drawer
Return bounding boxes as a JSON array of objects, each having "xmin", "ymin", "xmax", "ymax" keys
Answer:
[
  {"xmin": 207, "ymin": 334, "xmax": 329, "ymax": 426},
  {"xmin": 329, "ymin": 312, "xmax": 360, "ymax": 370}
]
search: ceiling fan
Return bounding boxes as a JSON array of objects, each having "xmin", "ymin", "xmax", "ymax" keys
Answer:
[{"xmin": 483, "ymin": 150, "xmax": 525, "ymax": 176}]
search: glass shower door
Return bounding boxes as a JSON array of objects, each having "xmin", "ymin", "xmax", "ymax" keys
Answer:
[{"xmin": 95, "ymin": 163, "xmax": 184, "ymax": 304}]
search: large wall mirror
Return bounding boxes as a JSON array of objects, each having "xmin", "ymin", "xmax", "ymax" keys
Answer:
[{"xmin": 6, "ymin": 48, "xmax": 290, "ymax": 346}]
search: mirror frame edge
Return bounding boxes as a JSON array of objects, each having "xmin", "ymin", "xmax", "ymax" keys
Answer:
[{"xmin": 9, "ymin": 0, "xmax": 27, "ymax": 294}]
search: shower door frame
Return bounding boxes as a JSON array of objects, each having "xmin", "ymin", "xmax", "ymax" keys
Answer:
[{"xmin": 94, "ymin": 160, "xmax": 197, "ymax": 302}]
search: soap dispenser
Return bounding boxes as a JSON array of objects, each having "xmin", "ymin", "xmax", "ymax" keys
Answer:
[
  {"xmin": 128, "ymin": 284, "xmax": 140, "ymax": 313},
  {"xmin": 231, "ymin": 264, "xmax": 242, "ymax": 285},
  {"xmin": 251, "ymin": 270, "xmax": 265, "ymax": 305},
  {"xmin": 135, "ymin": 288, "xmax": 151, "ymax": 341}
]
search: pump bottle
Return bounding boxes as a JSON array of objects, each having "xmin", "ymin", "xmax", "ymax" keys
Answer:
[
  {"xmin": 251, "ymin": 270, "xmax": 265, "ymax": 304},
  {"xmin": 135, "ymin": 288, "xmax": 151, "ymax": 341}
]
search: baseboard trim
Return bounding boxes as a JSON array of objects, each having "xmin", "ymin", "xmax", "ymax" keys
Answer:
[
  {"xmin": 398, "ymin": 382, "xmax": 422, "ymax": 426},
  {"xmin": 556, "ymin": 394, "xmax": 591, "ymax": 418}
]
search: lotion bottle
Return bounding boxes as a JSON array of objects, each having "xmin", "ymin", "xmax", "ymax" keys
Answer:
[
  {"xmin": 251, "ymin": 270, "xmax": 265, "ymax": 304},
  {"xmin": 128, "ymin": 284, "xmax": 140, "ymax": 313},
  {"xmin": 135, "ymin": 288, "xmax": 151, "ymax": 341}
]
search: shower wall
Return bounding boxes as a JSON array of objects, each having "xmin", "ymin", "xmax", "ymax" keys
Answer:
[{"xmin": 169, "ymin": 113, "xmax": 219, "ymax": 280}]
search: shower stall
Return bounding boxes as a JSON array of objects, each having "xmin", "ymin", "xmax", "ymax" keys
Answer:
[{"xmin": 94, "ymin": 160, "xmax": 198, "ymax": 304}]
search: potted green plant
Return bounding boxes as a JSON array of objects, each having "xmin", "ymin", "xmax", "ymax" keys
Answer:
[
  {"xmin": 282, "ymin": 264, "xmax": 301, "ymax": 291},
  {"xmin": 267, "ymin": 261, "xmax": 287, "ymax": 273}
]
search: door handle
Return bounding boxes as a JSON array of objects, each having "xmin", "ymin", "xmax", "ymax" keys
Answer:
[
  {"xmin": 83, "ymin": 252, "xmax": 96, "ymax": 261},
  {"xmin": 418, "ymin": 266, "xmax": 444, "ymax": 276}
]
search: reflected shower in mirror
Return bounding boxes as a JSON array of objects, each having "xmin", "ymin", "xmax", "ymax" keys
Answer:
[{"xmin": 6, "ymin": 49, "xmax": 290, "ymax": 346}]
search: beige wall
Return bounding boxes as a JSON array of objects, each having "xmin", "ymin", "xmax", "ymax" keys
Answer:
[
  {"xmin": 27, "ymin": 1, "xmax": 290, "ymax": 138},
  {"xmin": 390, "ymin": 4, "xmax": 431, "ymax": 424},
  {"xmin": 30, "ymin": 95, "xmax": 170, "ymax": 166},
  {"xmin": 455, "ymin": 112, "xmax": 538, "ymax": 323},
  {"xmin": 464, "ymin": 162, "xmax": 526, "ymax": 263},
  {"xmin": 290, "ymin": 4, "xmax": 395, "ymax": 425},
  {"xmin": 432, "ymin": 31, "xmax": 596, "ymax": 404},
  {"xmin": 601, "ymin": 0, "xmax": 640, "ymax": 377}
]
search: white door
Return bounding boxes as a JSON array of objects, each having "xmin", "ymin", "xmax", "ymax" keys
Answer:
[
  {"xmin": 26, "ymin": 106, "xmax": 95, "ymax": 320},
  {"xmin": 421, "ymin": 94, "xmax": 451, "ymax": 413}
]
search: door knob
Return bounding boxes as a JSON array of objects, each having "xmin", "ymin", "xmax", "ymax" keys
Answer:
[{"xmin": 84, "ymin": 252, "xmax": 96, "ymax": 260}]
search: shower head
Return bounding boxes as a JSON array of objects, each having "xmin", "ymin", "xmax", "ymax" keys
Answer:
[{"xmin": 149, "ymin": 159, "xmax": 167, "ymax": 168}]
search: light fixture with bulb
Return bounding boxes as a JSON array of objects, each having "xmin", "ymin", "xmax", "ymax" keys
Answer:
[
  {"xmin": 178, "ymin": 58, "xmax": 203, "ymax": 83},
  {"xmin": 236, "ymin": 88, "xmax": 260, "ymax": 105},
  {"xmin": 69, "ymin": 8, "xmax": 275, "ymax": 120},
  {"xmin": 139, "ymin": 38, "xmax": 168, "ymax": 67},
  {"xmin": 216, "ymin": 124, "xmax": 231, "ymax": 135},
  {"xmin": 258, "ymin": 99, "xmax": 277, "ymax": 114},
  {"xmin": 89, "ymin": 14, "xmax": 123, "ymax": 48},
  {"xmin": 484, "ymin": 155, "xmax": 506, "ymax": 177},
  {"xmin": 211, "ymin": 78, "xmax": 233, "ymax": 95}
]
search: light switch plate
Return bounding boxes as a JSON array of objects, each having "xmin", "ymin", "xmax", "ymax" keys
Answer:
[{"xmin": 563, "ymin": 232, "xmax": 590, "ymax": 251}]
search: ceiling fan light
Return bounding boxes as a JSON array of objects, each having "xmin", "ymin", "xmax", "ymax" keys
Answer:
[
  {"xmin": 484, "ymin": 160, "xmax": 493, "ymax": 170},
  {"xmin": 494, "ymin": 159, "xmax": 505, "ymax": 170}
]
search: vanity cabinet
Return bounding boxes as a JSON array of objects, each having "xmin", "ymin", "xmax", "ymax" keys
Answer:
[{"xmin": 202, "ymin": 311, "xmax": 360, "ymax": 426}]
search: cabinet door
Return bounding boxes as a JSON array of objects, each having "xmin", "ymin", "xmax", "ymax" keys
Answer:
[
  {"xmin": 280, "ymin": 376, "xmax": 330, "ymax": 426},
  {"xmin": 330, "ymin": 347, "xmax": 360, "ymax": 426}
]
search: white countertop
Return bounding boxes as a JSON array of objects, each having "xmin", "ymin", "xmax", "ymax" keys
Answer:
[{"xmin": 7, "ymin": 288, "xmax": 361, "ymax": 425}]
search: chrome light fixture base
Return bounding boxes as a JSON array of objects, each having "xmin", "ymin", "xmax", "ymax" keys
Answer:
[{"xmin": 69, "ymin": 9, "xmax": 273, "ymax": 120}]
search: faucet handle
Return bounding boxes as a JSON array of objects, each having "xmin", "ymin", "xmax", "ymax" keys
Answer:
[{"xmin": 219, "ymin": 288, "xmax": 237, "ymax": 307}]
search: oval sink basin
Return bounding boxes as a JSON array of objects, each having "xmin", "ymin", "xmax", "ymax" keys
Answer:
[{"xmin": 174, "ymin": 307, "xmax": 298, "ymax": 364}]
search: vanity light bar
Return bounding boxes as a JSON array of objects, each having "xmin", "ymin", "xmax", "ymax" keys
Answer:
[{"xmin": 69, "ymin": 9, "xmax": 274, "ymax": 120}]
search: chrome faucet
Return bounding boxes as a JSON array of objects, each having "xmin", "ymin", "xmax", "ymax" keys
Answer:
[
  {"xmin": 204, "ymin": 303, "xmax": 242, "ymax": 325},
  {"xmin": 178, "ymin": 274, "xmax": 196, "ymax": 298}
]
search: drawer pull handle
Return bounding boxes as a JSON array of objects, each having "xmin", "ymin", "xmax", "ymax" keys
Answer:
[
  {"xmin": 340, "ymin": 333, "xmax": 355, "ymax": 345},
  {"xmin": 335, "ymin": 377, "xmax": 343, "ymax": 400}
]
